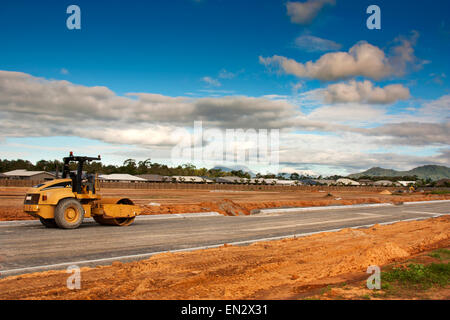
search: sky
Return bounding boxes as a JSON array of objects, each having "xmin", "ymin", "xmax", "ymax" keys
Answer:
[{"xmin": 0, "ymin": 0, "xmax": 449, "ymax": 176}]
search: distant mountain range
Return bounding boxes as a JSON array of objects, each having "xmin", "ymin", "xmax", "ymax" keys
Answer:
[{"xmin": 348, "ymin": 165, "xmax": 450, "ymax": 181}]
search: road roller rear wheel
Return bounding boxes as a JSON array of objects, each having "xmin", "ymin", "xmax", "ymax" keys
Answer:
[{"xmin": 54, "ymin": 198, "xmax": 84, "ymax": 229}]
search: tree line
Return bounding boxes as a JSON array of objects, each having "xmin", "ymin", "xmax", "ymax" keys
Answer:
[
  {"xmin": 0, "ymin": 158, "xmax": 326, "ymax": 180},
  {"xmin": 0, "ymin": 158, "xmax": 252, "ymax": 179},
  {"xmin": 0, "ymin": 158, "xmax": 436, "ymax": 183}
]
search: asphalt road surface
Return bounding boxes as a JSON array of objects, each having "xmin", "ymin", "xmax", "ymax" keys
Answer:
[{"xmin": 1, "ymin": 201, "xmax": 449, "ymax": 276}]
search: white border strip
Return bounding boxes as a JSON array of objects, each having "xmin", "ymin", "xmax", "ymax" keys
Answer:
[
  {"xmin": 138, "ymin": 212, "xmax": 220, "ymax": 220},
  {"xmin": 257, "ymin": 199, "xmax": 450, "ymax": 214},
  {"xmin": 258, "ymin": 203, "xmax": 393, "ymax": 214},
  {"xmin": 1, "ymin": 213, "xmax": 447, "ymax": 277},
  {"xmin": 403, "ymin": 200, "xmax": 450, "ymax": 205}
]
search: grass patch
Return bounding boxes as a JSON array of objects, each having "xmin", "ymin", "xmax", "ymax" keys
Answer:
[
  {"xmin": 382, "ymin": 263, "xmax": 450, "ymax": 290},
  {"xmin": 428, "ymin": 249, "xmax": 450, "ymax": 261},
  {"xmin": 319, "ymin": 285, "xmax": 332, "ymax": 295},
  {"xmin": 428, "ymin": 190, "xmax": 450, "ymax": 195},
  {"xmin": 381, "ymin": 282, "xmax": 392, "ymax": 290},
  {"xmin": 370, "ymin": 291, "xmax": 387, "ymax": 298}
]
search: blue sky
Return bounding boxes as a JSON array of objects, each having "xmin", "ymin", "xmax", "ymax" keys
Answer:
[{"xmin": 0, "ymin": 0, "xmax": 449, "ymax": 175}]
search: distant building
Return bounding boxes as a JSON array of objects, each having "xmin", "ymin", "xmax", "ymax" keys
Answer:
[
  {"xmin": 247, "ymin": 178, "xmax": 279, "ymax": 185},
  {"xmin": 0, "ymin": 173, "xmax": 6, "ymax": 179},
  {"xmin": 375, "ymin": 180, "xmax": 403, "ymax": 187},
  {"xmin": 336, "ymin": 178, "xmax": 360, "ymax": 186},
  {"xmin": 137, "ymin": 174, "xmax": 169, "ymax": 182},
  {"xmin": 314, "ymin": 179, "xmax": 335, "ymax": 186},
  {"xmin": 98, "ymin": 174, "xmax": 147, "ymax": 183},
  {"xmin": 435, "ymin": 179, "xmax": 450, "ymax": 187},
  {"xmin": 2, "ymin": 170, "xmax": 55, "ymax": 181},
  {"xmin": 215, "ymin": 176, "xmax": 245, "ymax": 184},
  {"xmin": 275, "ymin": 180, "xmax": 298, "ymax": 186},
  {"xmin": 358, "ymin": 179, "xmax": 374, "ymax": 186},
  {"xmin": 253, "ymin": 178, "xmax": 295, "ymax": 185},
  {"xmin": 262, "ymin": 178, "xmax": 278, "ymax": 185},
  {"xmin": 373, "ymin": 180, "xmax": 394, "ymax": 186},
  {"xmin": 397, "ymin": 181, "xmax": 416, "ymax": 187},
  {"xmin": 171, "ymin": 176, "xmax": 213, "ymax": 183},
  {"xmin": 299, "ymin": 179, "xmax": 319, "ymax": 186}
]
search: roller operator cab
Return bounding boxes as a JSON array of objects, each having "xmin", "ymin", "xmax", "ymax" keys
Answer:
[{"xmin": 23, "ymin": 153, "xmax": 141, "ymax": 229}]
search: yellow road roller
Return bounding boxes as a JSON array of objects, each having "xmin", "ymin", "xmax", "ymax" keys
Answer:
[{"xmin": 23, "ymin": 153, "xmax": 141, "ymax": 229}]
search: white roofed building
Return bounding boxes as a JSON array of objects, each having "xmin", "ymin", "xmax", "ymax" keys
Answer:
[
  {"xmin": 171, "ymin": 176, "xmax": 214, "ymax": 183},
  {"xmin": 215, "ymin": 176, "xmax": 246, "ymax": 184},
  {"xmin": 275, "ymin": 180, "xmax": 298, "ymax": 186},
  {"xmin": 314, "ymin": 179, "xmax": 336, "ymax": 186},
  {"xmin": 98, "ymin": 174, "xmax": 147, "ymax": 183},
  {"xmin": 397, "ymin": 181, "xmax": 416, "ymax": 187},
  {"xmin": 2, "ymin": 170, "xmax": 55, "ymax": 181},
  {"xmin": 373, "ymin": 180, "xmax": 394, "ymax": 186},
  {"xmin": 336, "ymin": 178, "xmax": 360, "ymax": 186}
]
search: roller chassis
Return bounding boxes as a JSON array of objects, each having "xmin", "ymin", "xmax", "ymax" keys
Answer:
[{"xmin": 23, "ymin": 153, "xmax": 141, "ymax": 229}]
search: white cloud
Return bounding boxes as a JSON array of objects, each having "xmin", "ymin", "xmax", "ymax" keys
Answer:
[
  {"xmin": 429, "ymin": 73, "xmax": 446, "ymax": 85},
  {"xmin": 279, "ymin": 167, "xmax": 318, "ymax": 176},
  {"xmin": 0, "ymin": 71, "xmax": 306, "ymax": 140},
  {"xmin": 201, "ymin": 76, "xmax": 221, "ymax": 87},
  {"xmin": 278, "ymin": 132, "xmax": 450, "ymax": 172},
  {"xmin": 260, "ymin": 42, "xmax": 390, "ymax": 81},
  {"xmin": 307, "ymin": 103, "xmax": 387, "ymax": 125},
  {"xmin": 218, "ymin": 69, "xmax": 236, "ymax": 79},
  {"xmin": 0, "ymin": 69, "xmax": 446, "ymax": 148},
  {"xmin": 0, "ymin": 69, "xmax": 448, "ymax": 174},
  {"xmin": 362, "ymin": 122, "xmax": 450, "ymax": 146},
  {"xmin": 389, "ymin": 31, "xmax": 427, "ymax": 75},
  {"xmin": 421, "ymin": 94, "xmax": 450, "ymax": 118},
  {"xmin": 260, "ymin": 32, "xmax": 422, "ymax": 81},
  {"xmin": 321, "ymin": 80, "xmax": 410, "ymax": 104},
  {"xmin": 286, "ymin": 0, "xmax": 335, "ymax": 25},
  {"xmin": 291, "ymin": 82, "xmax": 303, "ymax": 94},
  {"xmin": 294, "ymin": 35, "xmax": 341, "ymax": 52},
  {"xmin": 86, "ymin": 126, "xmax": 190, "ymax": 147},
  {"xmin": 60, "ymin": 68, "xmax": 69, "ymax": 75}
]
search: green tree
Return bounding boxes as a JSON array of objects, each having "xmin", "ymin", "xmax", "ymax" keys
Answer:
[
  {"xmin": 137, "ymin": 158, "xmax": 152, "ymax": 174},
  {"xmin": 122, "ymin": 159, "xmax": 137, "ymax": 174},
  {"xmin": 290, "ymin": 173, "xmax": 300, "ymax": 180}
]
